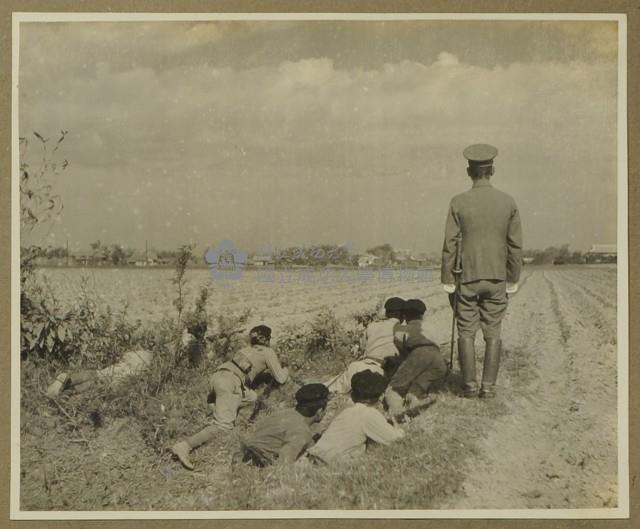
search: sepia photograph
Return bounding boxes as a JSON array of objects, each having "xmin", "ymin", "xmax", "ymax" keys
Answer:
[{"xmin": 11, "ymin": 12, "xmax": 628, "ymax": 519}]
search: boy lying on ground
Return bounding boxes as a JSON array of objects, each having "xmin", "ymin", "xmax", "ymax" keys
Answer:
[
  {"xmin": 385, "ymin": 299, "xmax": 447, "ymax": 415},
  {"xmin": 307, "ymin": 370, "xmax": 404, "ymax": 464},
  {"xmin": 46, "ymin": 349, "xmax": 153, "ymax": 397},
  {"xmin": 233, "ymin": 383, "xmax": 329, "ymax": 467},
  {"xmin": 324, "ymin": 297, "xmax": 405, "ymax": 394},
  {"xmin": 172, "ymin": 324, "xmax": 289, "ymax": 470}
]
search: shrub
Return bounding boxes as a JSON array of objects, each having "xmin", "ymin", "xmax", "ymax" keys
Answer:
[
  {"xmin": 351, "ymin": 303, "xmax": 381, "ymax": 328},
  {"xmin": 206, "ymin": 309, "xmax": 252, "ymax": 360},
  {"xmin": 274, "ymin": 307, "xmax": 360, "ymax": 376},
  {"xmin": 20, "ymin": 273, "xmax": 138, "ymax": 366},
  {"xmin": 181, "ymin": 286, "xmax": 210, "ymax": 366},
  {"xmin": 307, "ymin": 307, "xmax": 350, "ymax": 356}
]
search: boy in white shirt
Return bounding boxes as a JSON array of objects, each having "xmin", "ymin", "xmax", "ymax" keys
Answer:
[
  {"xmin": 325, "ymin": 297, "xmax": 405, "ymax": 394},
  {"xmin": 308, "ymin": 370, "xmax": 404, "ymax": 464}
]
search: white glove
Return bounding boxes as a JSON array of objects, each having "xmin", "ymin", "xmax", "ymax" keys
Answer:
[
  {"xmin": 443, "ymin": 283, "xmax": 456, "ymax": 294},
  {"xmin": 506, "ymin": 282, "xmax": 519, "ymax": 294}
]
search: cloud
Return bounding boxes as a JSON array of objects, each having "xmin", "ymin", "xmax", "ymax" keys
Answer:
[
  {"xmin": 278, "ymin": 58, "xmax": 337, "ymax": 86},
  {"xmin": 434, "ymin": 51, "xmax": 459, "ymax": 66},
  {"xmin": 18, "ymin": 23, "xmax": 618, "ymax": 251}
]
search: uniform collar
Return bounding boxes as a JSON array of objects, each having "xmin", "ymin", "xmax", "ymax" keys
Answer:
[{"xmin": 472, "ymin": 179, "xmax": 493, "ymax": 188}]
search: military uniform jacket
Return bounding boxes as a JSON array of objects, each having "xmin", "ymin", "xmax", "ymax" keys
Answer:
[{"xmin": 441, "ymin": 180, "xmax": 523, "ymax": 284}]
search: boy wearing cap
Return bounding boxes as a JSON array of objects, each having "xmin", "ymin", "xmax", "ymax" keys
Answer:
[
  {"xmin": 308, "ymin": 370, "xmax": 404, "ymax": 464},
  {"xmin": 235, "ymin": 383, "xmax": 329, "ymax": 467},
  {"xmin": 325, "ymin": 297, "xmax": 405, "ymax": 394},
  {"xmin": 441, "ymin": 144, "xmax": 523, "ymax": 398},
  {"xmin": 172, "ymin": 325, "xmax": 289, "ymax": 470},
  {"xmin": 385, "ymin": 299, "xmax": 447, "ymax": 414}
]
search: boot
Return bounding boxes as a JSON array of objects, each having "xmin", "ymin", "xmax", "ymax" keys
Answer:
[
  {"xmin": 171, "ymin": 441, "xmax": 194, "ymax": 470},
  {"xmin": 458, "ymin": 337, "xmax": 478, "ymax": 398},
  {"xmin": 480, "ymin": 338, "xmax": 502, "ymax": 399}
]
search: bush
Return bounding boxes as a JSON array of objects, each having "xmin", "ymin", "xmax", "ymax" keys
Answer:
[
  {"xmin": 275, "ymin": 307, "xmax": 361, "ymax": 377},
  {"xmin": 21, "ymin": 273, "xmax": 138, "ymax": 366},
  {"xmin": 351, "ymin": 303, "xmax": 381, "ymax": 328},
  {"xmin": 181, "ymin": 286, "xmax": 210, "ymax": 366},
  {"xmin": 206, "ymin": 309, "xmax": 252, "ymax": 360}
]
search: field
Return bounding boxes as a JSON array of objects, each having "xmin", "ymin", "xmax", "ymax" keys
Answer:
[{"xmin": 19, "ymin": 265, "xmax": 619, "ymax": 511}]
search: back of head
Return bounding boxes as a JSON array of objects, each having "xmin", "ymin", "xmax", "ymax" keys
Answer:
[
  {"xmin": 384, "ymin": 296, "xmax": 405, "ymax": 320},
  {"xmin": 404, "ymin": 298, "xmax": 427, "ymax": 321},
  {"xmin": 250, "ymin": 324, "xmax": 272, "ymax": 346},
  {"xmin": 295, "ymin": 383, "xmax": 329, "ymax": 417},
  {"xmin": 351, "ymin": 370, "xmax": 387, "ymax": 403}
]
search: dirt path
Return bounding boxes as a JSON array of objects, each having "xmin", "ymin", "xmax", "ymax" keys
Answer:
[{"xmin": 442, "ymin": 269, "xmax": 618, "ymax": 509}]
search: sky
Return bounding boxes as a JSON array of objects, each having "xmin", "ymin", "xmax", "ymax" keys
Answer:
[{"xmin": 19, "ymin": 19, "xmax": 619, "ymax": 255}]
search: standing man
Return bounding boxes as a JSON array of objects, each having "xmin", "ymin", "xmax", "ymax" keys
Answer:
[{"xmin": 441, "ymin": 144, "xmax": 523, "ymax": 399}]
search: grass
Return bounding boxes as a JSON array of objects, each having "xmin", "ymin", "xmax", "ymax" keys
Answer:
[
  {"xmin": 20, "ymin": 341, "xmax": 514, "ymax": 510},
  {"xmin": 19, "ymin": 268, "xmax": 524, "ymax": 511}
]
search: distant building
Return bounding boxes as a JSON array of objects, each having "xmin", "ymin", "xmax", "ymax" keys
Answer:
[
  {"xmin": 358, "ymin": 254, "xmax": 379, "ymax": 268},
  {"xmin": 127, "ymin": 251, "xmax": 158, "ymax": 266},
  {"xmin": 393, "ymin": 249, "xmax": 411, "ymax": 265},
  {"xmin": 250, "ymin": 255, "xmax": 273, "ymax": 267},
  {"xmin": 585, "ymin": 244, "xmax": 617, "ymax": 264},
  {"xmin": 72, "ymin": 251, "xmax": 107, "ymax": 266}
]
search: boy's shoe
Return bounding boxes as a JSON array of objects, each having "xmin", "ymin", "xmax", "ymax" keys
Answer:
[
  {"xmin": 171, "ymin": 441, "xmax": 194, "ymax": 470},
  {"xmin": 384, "ymin": 388, "xmax": 405, "ymax": 416},
  {"xmin": 405, "ymin": 393, "xmax": 437, "ymax": 410},
  {"xmin": 46, "ymin": 373, "xmax": 69, "ymax": 398}
]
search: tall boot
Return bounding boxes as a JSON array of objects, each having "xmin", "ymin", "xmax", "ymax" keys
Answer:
[
  {"xmin": 480, "ymin": 338, "xmax": 502, "ymax": 399},
  {"xmin": 457, "ymin": 337, "xmax": 478, "ymax": 398}
]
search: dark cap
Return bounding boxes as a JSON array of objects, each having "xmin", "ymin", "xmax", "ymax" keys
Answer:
[
  {"xmin": 295, "ymin": 383, "xmax": 329, "ymax": 407},
  {"xmin": 384, "ymin": 297, "xmax": 405, "ymax": 313},
  {"xmin": 351, "ymin": 370, "xmax": 387, "ymax": 401},
  {"xmin": 463, "ymin": 144, "xmax": 498, "ymax": 167},
  {"xmin": 249, "ymin": 325, "xmax": 271, "ymax": 340},
  {"xmin": 405, "ymin": 298, "xmax": 427, "ymax": 315}
]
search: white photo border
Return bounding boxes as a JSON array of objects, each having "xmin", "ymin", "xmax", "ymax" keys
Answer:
[{"xmin": 10, "ymin": 11, "xmax": 630, "ymax": 520}]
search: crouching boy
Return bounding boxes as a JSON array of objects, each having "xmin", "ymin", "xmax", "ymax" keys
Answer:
[
  {"xmin": 234, "ymin": 383, "xmax": 329, "ymax": 467},
  {"xmin": 385, "ymin": 299, "xmax": 447, "ymax": 414},
  {"xmin": 308, "ymin": 370, "xmax": 404, "ymax": 464},
  {"xmin": 172, "ymin": 325, "xmax": 289, "ymax": 470}
]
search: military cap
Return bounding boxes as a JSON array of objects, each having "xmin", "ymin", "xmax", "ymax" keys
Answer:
[
  {"xmin": 351, "ymin": 370, "xmax": 387, "ymax": 401},
  {"xmin": 463, "ymin": 144, "xmax": 498, "ymax": 167},
  {"xmin": 295, "ymin": 383, "xmax": 329, "ymax": 406},
  {"xmin": 384, "ymin": 296, "xmax": 405, "ymax": 312},
  {"xmin": 249, "ymin": 325, "xmax": 272, "ymax": 340},
  {"xmin": 405, "ymin": 298, "xmax": 427, "ymax": 315}
]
